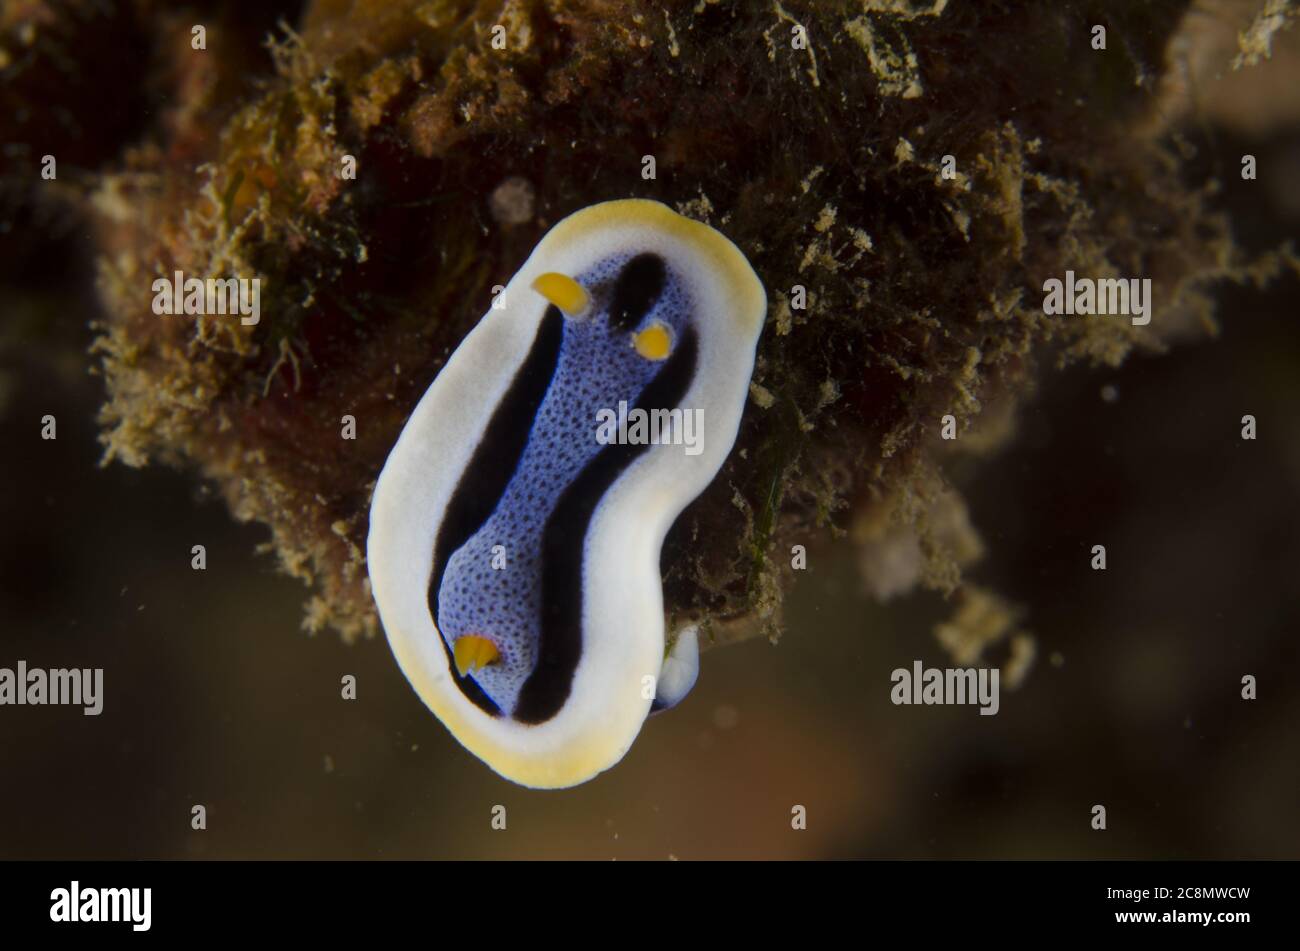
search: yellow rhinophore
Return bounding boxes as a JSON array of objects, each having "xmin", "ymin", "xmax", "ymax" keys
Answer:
[
  {"xmin": 531, "ymin": 272, "xmax": 590, "ymax": 317},
  {"xmin": 454, "ymin": 635, "xmax": 500, "ymax": 676}
]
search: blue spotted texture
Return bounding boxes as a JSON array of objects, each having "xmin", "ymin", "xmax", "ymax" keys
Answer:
[{"xmin": 436, "ymin": 252, "xmax": 694, "ymax": 715}]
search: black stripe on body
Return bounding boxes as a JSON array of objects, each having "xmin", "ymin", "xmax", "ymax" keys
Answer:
[
  {"xmin": 427, "ymin": 306, "xmax": 565, "ymax": 716},
  {"xmin": 513, "ymin": 328, "xmax": 700, "ymax": 725},
  {"xmin": 608, "ymin": 253, "xmax": 666, "ymax": 331}
]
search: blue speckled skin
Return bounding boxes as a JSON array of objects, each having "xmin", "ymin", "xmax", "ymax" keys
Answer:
[{"xmin": 436, "ymin": 252, "xmax": 693, "ymax": 715}]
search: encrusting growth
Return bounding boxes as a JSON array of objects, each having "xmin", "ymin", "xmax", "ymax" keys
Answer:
[{"xmin": 26, "ymin": 0, "xmax": 1282, "ymax": 663}]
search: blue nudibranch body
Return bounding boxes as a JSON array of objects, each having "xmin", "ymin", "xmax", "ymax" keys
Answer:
[{"xmin": 367, "ymin": 198, "xmax": 766, "ymax": 788}]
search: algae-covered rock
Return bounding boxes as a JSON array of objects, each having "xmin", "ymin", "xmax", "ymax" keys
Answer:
[{"xmin": 22, "ymin": 0, "xmax": 1279, "ymax": 648}]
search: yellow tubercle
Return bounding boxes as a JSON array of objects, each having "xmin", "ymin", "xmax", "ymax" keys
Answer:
[{"xmin": 531, "ymin": 272, "xmax": 590, "ymax": 317}]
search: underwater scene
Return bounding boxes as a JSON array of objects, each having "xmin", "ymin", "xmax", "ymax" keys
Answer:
[{"xmin": 1, "ymin": 0, "xmax": 1298, "ymax": 880}]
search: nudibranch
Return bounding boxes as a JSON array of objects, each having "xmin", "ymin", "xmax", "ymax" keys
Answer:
[{"xmin": 367, "ymin": 198, "xmax": 766, "ymax": 788}]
